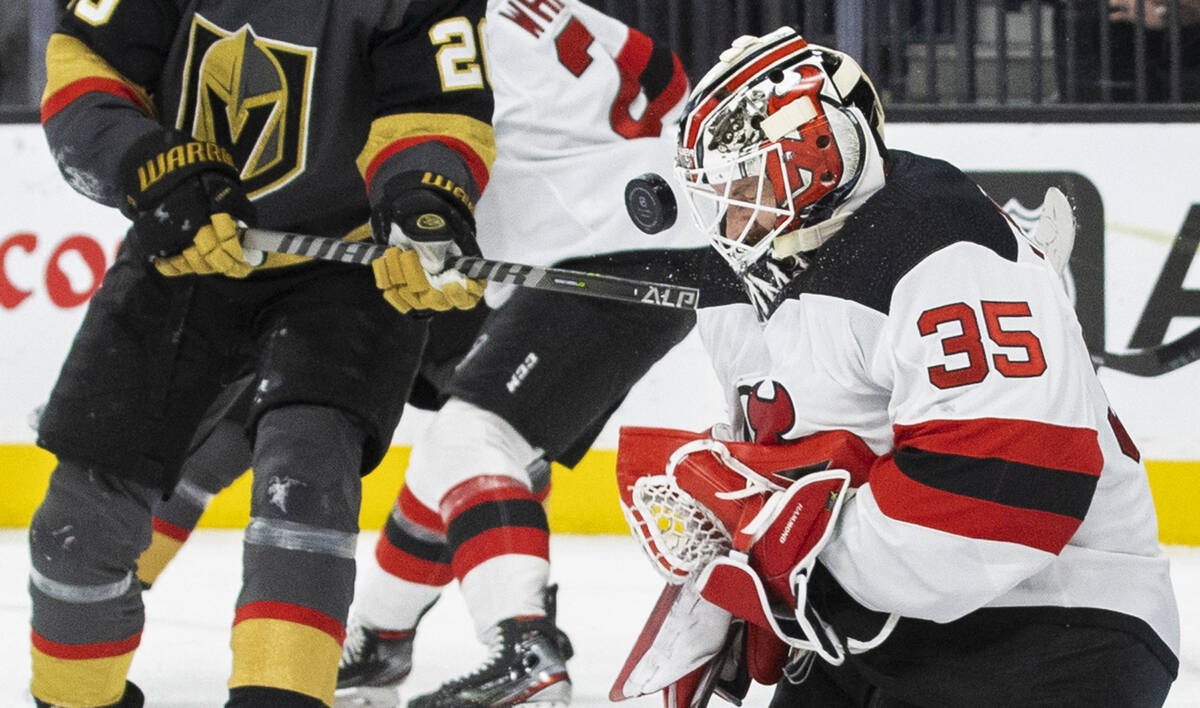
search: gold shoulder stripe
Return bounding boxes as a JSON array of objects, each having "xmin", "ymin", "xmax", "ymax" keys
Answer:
[
  {"xmin": 356, "ymin": 113, "xmax": 495, "ymax": 192},
  {"xmin": 41, "ymin": 34, "xmax": 155, "ymax": 122}
]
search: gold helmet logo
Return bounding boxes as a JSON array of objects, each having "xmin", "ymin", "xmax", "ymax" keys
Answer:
[
  {"xmin": 195, "ymin": 28, "xmax": 287, "ymax": 180},
  {"xmin": 177, "ymin": 15, "xmax": 314, "ymax": 198}
]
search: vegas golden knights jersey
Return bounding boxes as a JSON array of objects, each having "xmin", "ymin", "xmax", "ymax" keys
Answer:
[{"xmin": 41, "ymin": 0, "xmax": 495, "ymax": 264}]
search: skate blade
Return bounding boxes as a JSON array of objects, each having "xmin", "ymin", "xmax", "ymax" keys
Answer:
[
  {"xmin": 512, "ymin": 677, "xmax": 571, "ymax": 707},
  {"xmin": 332, "ymin": 685, "xmax": 401, "ymax": 708}
]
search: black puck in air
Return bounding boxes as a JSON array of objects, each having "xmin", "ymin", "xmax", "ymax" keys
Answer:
[{"xmin": 625, "ymin": 173, "xmax": 678, "ymax": 234}]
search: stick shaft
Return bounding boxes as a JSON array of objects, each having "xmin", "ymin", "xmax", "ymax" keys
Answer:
[
  {"xmin": 241, "ymin": 228, "xmax": 699, "ymax": 310},
  {"xmin": 1091, "ymin": 325, "xmax": 1200, "ymax": 377}
]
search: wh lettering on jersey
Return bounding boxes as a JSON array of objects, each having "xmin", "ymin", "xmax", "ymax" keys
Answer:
[{"xmin": 498, "ymin": 0, "xmax": 566, "ymax": 38}]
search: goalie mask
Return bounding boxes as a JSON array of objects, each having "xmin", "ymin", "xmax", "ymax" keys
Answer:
[{"xmin": 676, "ymin": 27, "xmax": 887, "ymax": 277}]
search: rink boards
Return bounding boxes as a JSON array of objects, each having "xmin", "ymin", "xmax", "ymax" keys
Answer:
[{"xmin": 2, "ymin": 122, "xmax": 1198, "ymax": 543}]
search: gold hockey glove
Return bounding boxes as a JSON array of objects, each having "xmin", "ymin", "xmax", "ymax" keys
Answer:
[
  {"xmin": 119, "ymin": 130, "xmax": 256, "ymax": 277},
  {"xmin": 372, "ymin": 247, "xmax": 485, "ymax": 314},
  {"xmin": 370, "ymin": 171, "xmax": 485, "ymax": 312},
  {"xmin": 154, "ymin": 214, "xmax": 253, "ymax": 278}
]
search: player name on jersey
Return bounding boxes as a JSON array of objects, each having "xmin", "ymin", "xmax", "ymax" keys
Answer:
[{"xmin": 497, "ymin": 0, "xmax": 567, "ymax": 38}]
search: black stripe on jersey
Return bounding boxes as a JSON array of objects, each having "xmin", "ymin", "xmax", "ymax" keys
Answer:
[
  {"xmin": 640, "ymin": 40, "xmax": 678, "ymax": 103},
  {"xmin": 783, "ymin": 151, "xmax": 1019, "ymax": 315},
  {"xmin": 382, "ymin": 515, "xmax": 447, "ymax": 564},
  {"xmin": 894, "ymin": 447, "xmax": 1098, "ymax": 520},
  {"xmin": 445, "ymin": 498, "xmax": 548, "ymax": 548}
]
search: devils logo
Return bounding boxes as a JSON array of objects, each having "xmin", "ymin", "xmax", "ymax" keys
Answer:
[
  {"xmin": 740, "ymin": 379, "xmax": 797, "ymax": 444},
  {"xmin": 175, "ymin": 15, "xmax": 315, "ymax": 199}
]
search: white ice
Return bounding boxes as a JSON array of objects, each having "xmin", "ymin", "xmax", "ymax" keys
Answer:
[{"xmin": 2, "ymin": 530, "xmax": 1198, "ymax": 707}]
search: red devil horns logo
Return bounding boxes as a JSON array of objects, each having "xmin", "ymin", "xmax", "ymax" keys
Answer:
[{"xmin": 744, "ymin": 379, "xmax": 796, "ymax": 445}]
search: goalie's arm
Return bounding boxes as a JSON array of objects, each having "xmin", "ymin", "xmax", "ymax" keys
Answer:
[{"xmin": 820, "ymin": 248, "xmax": 1104, "ymax": 623}]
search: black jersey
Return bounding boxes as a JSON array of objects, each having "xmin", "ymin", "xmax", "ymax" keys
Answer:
[{"xmin": 42, "ymin": 0, "xmax": 495, "ymax": 267}]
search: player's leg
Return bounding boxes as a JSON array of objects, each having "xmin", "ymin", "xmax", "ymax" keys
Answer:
[
  {"xmin": 137, "ymin": 377, "xmax": 255, "ymax": 587},
  {"xmin": 399, "ymin": 399, "xmax": 571, "ymax": 708},
  {"xmin": 226, "ymin": 403, "xmax": 366, "ymax": 708},
  {"xmin": 225, "ymin": 268, "xmax": 427, "ymax": 708},
  {"xmin": 405, "ymin": 248, "xmax": 702, "ymax": 707},
  {"xmin": 334, "ymin": 304, "xmax": 495, "ymax": 706},
  {"xmin": 29, "ymin": 248, "xmax": 228, "ymax": 707},
  {"xmin": 334, "ymin": 483, "xmax": 448, "ymax": 706},
  {"xmin": 28, "ymin": 461, "xmax": 156, "ymax": 708}
]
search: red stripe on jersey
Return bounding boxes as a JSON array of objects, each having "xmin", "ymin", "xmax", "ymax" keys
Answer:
[
  {"xmin": 151, "ymin": 516, "xmax": 191, "ymax": 542},
  {"xmin": 40, "ymin": 77, "xmax": 152, "ymax": 123},
  {"xmin": 1108, "ymin": 408, "xmax": 1141, "ymax": 462},
  {"xmin": 375, "ymin": 534, "xmax": 452, "ymax": 586},
  {"xmin": 234, "ymin": 601, "xmax": 345, "ymax": 644},
  {"xmin": 398, "ymin": 486, "xmax": 445, "ymax": 534},
  {"xmin": 611, "ymin": 29, "xmax": 689, "ymax": 139},
  {"xmin": 871, "ymin": 455, "xmax": 1082, "ymax": 553},
  {"xmin": 31, "ymin": 630, "xmax": 141, "ymax": 660},
  {"xmin": 893, "ymin": 418, "xmax": 1103, "ymax": 478},
  {"xmin": 363, "ymin": 136, "xmax": 490, "ymax": 194},
  {"xmin": 451, "ymin": 526, "xmax": 550, "ymax": 579},
  {"xmin": 439, "ymin": 475, "xmax": 535, "ymax": 522}
]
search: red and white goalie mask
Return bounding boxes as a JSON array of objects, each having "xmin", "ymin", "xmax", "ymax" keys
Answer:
[{"xmin": 675, "ymin": 27, "xmax": 887, "ymax": 275}]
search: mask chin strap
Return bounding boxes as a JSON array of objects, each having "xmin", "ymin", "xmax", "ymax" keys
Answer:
[{"xmin": 771, "ymin": 211, "xmax": 852, "ymax": 256}]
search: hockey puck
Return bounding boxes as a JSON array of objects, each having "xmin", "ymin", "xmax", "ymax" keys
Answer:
[{"xmin": 625, "ymin": 173, "xmax": 678, "ymax": 234}]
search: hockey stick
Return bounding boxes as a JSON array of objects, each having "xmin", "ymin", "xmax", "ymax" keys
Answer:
[
  {"xmin": 240, "ymin": 228, "xmax": 700, "ymax": 310},
  {"xmin": 238, "ymin": 229, "xmax": 1199, "ymax": 374},
  {"xmin": 1090, "ymin": 325, "xmax": 1200, "ymax": 377}
]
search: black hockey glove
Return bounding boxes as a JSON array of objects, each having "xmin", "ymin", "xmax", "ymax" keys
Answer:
[
  {"xmin": 119, "ymin": 129, "xmax": 257, "ymax": 278},
  {"xmin": 369, "ymin": 171, "xmax": 485, "ymax": 313}
]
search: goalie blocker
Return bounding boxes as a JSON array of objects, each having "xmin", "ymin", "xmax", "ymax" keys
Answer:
[{"xmin": 610, "ymin": 426, "xmax": 892, "ymax": 707}]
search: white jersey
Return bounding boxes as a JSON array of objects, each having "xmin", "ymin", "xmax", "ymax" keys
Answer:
[
  {"xmin": 698, "ymin": 151, "xmax": 1180, "ymax": 672},
  {"xmin": 476, "ymin": 0, "xmax": 706, "ymax": 271}
]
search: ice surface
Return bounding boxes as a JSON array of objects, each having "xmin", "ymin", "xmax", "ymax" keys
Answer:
[{"xmin": 2, "ymin": 530, "xmax": 1197, "ymax": 707}]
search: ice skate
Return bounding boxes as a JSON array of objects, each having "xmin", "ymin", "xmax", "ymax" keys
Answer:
[
  {"xmin": 333, "ymin": 620, "xmax": 415, "ymax": 708},
  {"xmin": 33, "ymin": 681, "xmax": 144, "ymax": 708},
  {"xmin": 406, "ymin": 613, "xmax": 573, "ymax": 708}
]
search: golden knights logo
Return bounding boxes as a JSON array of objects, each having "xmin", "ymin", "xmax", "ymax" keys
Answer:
[{"xmin": 175, "ymin": 14, "xmax": 314, "ymax": 199}]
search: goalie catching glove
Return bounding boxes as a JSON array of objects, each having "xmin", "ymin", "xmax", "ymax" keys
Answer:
[
  {"xmin": 611, "ymin": 427, "xmax": 895, "ymax": 705},
  {"xmin": 119, "ymin": 129, "xmax": 256, "ymax": 278},
  {"xmin": 370, "ymin": 171, "xmax": 486, "ymax": 313}
]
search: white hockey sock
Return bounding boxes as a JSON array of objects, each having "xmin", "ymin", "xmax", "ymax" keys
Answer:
[
  {"xmin": 350, "ymin": 555, "xmax": 443, "ymax": 631},
  {"xmin": 460, "ymin": 555, "xmax": 550, "ymax": 639}
]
